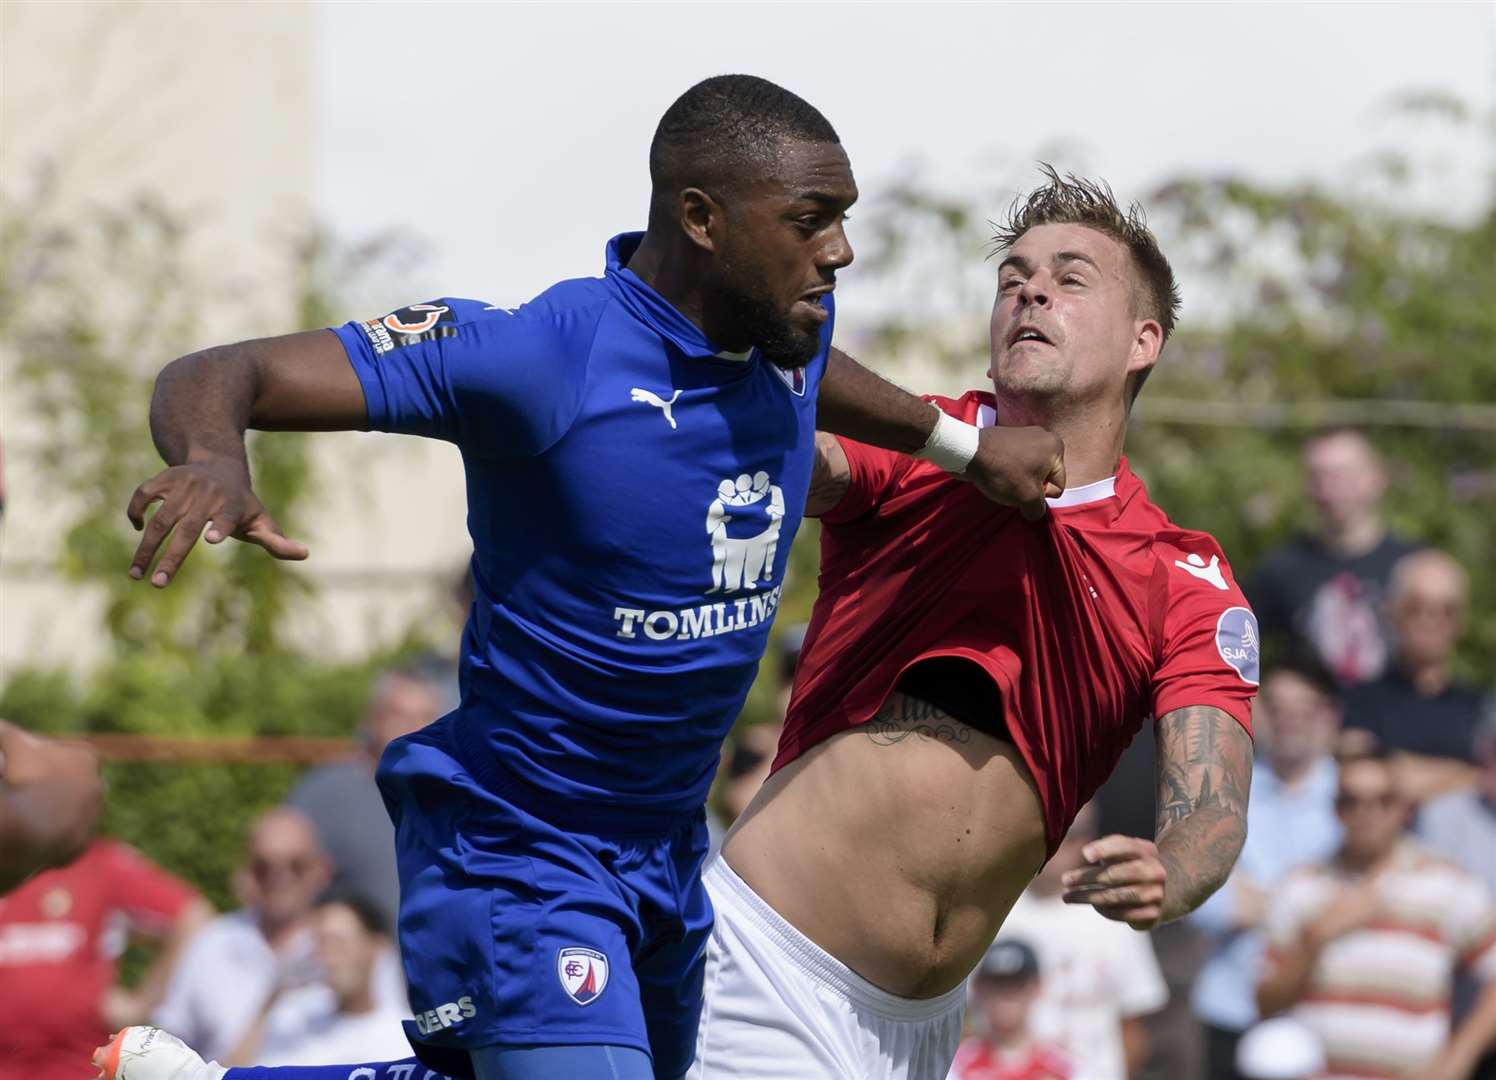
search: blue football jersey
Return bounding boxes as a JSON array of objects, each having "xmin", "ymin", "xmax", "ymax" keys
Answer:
[{"xmin": 333, "ymin": 233, "xmax": 829, "ymax": 825}]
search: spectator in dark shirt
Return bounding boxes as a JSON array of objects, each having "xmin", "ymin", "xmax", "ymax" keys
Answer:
[
  {"xmin": 1247, "ymin": 428, "xmax": 1420, "ymax": 686},
  {"xmin": 1345, "ymin": 549, "xmax": 1486, "ymax": 803},
  {"xmin": 286, "ymin": 656, "xmax": 456, "ymax": 929}
]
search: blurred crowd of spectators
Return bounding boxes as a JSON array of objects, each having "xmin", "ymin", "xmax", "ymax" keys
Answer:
[
  {"xmin": 2, "ymin": 426, "xmax": 1493, "ymax": 1080},
  {"xmin": 953, "ymin": 429, "xmax": 1496, "ymax": 1080}
]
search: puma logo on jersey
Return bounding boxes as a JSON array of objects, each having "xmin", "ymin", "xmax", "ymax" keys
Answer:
[
  {"xmin": 629, "ymin": 387, "xmax": 682, "ymax": 429},
  {"xmin": 1174, "ymin": 552, "xmax": 1228, "ymax": 590}
]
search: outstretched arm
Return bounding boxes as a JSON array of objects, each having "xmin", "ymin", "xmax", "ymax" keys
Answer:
[
  {"xmin": 126, "ymin": 330, "xmax": 366, "ymax": 587},
  {"xmin": 816, "ymin": 346, "xmax": 1065, "ymax": 520},
  {"xmin": 1062, "ymin": 705, "xmax": 1252, "ymax": 928}
]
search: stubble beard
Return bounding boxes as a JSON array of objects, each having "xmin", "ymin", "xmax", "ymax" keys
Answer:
[
  {"xmin": 992, "ymin": 350, "xmax": 1072, "ymax": 407},
  {"xmin": 713, "ymin": 261, "xmax": 821, "ymax": 370}
]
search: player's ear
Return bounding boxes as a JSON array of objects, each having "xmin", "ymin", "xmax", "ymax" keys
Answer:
[
  {"xmin": 678, "ymin": 188, "xmax": 722, "ymax": 255},
  {"xmin": 1127, "ymin": 317, "xmax": 1163, "ymax": 380}
]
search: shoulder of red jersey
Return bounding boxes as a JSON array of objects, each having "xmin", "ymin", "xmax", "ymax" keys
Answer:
[{"xmin": 1150, "ymin": 527, "xmax": 1245, "ymax": 600}]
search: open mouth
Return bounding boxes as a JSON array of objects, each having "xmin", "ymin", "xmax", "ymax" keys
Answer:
[
  {"xmin": 1008, "ymin": 325, "xmax": 1053, "ymax": 347},
  {"xmin": 792, "ymin": 289, "xmax": 832, "ymax": 325}
]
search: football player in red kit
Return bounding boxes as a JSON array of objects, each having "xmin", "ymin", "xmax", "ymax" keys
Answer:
[{"xmin": 685, "ymin": 169, "xmax": 1257, "ymax": 1080}]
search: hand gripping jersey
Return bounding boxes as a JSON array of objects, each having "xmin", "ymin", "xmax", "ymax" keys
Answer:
[
  {"xmin": 333, "ymin": 233, "xmax": 830, "ymax": 829},
  {"xmin": 775, "ymin": 391, "xmax": 1258, "ymax": 855}
]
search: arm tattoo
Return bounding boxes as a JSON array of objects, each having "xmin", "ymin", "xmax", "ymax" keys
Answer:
[
  {"xmin": 864, "ymin": 692, "xmax": 974, "ymax": 746},
  {"xmin": 1154, "ymin": 705, "xmax": 1252, "ymax": 921}
]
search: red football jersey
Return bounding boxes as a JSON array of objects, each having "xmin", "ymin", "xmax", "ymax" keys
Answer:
[
  {"xmin": 0, "ymin": 839, "xmax": 198, "ymax": 1080},
  {"xmin": 775, "ymin": 392, "xmax": 1258, "ymax": 854},
  {"xmin": 949, "ymin": 1036, "xmax": 1075, "ymax": 1079}
]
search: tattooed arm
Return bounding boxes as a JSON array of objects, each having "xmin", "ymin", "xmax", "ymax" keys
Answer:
[
  {"xmin": 804, "ymin": 431, "xmax": 851, "ymax": 518},
  {"xmin": 1062, "ymin": 705, "xmax": 1251, "ymax": 928},
  {"xmin": 1152, "ymin": 705, "xmax": 1252, "ymax": 920}
]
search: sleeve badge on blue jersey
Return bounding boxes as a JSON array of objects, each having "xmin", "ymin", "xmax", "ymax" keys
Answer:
[
  {"xmin": 358, "ymin": 302, "xmax": 458, "ymax": 356},
  {"xmin": 1215, "ymin": 606, "xmax": 1261, "ymax": 685}
]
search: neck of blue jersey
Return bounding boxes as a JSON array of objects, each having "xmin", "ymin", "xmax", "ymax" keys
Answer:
[{"xmin": 606, "ymin": 232, "xmax": 749, "ymax": 362}]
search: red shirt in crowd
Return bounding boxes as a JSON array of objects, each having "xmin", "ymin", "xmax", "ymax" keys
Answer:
[
  {"xmin": 775, "ymin": 392, "xmax": 1258, "ymax": 854},
  {"xmin": 0, "ymin": 839, "xmax": 199, "ymax": 1080},
  {"xmin": 949, "ymin": 1035, "xmax": 1075, "ymax": 1080}
]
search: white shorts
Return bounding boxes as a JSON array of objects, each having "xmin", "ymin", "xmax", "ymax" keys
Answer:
[{"xmin": 687, "ymin": 857, "xmax": 967, "ymax": 1080}]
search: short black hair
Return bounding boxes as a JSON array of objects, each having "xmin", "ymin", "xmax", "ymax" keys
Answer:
[
  {"xmin": 648, "ymin": 75, "xmax": 839, "ymax": 228},
  {"xmin": 317, "ymin": 890, "xmax": 390, "ymax": 937},
  {"xmin": 1264, "ymin": 652, "xmax": 1341, "ymax": 705},
  {"xmin": 1335, "ymin": 742, "xmax": 1395, "ymax": 771}
]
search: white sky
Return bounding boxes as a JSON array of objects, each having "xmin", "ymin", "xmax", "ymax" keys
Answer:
[{"xmin": 318, "ymin": 1, "xmax": 1496, "ymax": 318}]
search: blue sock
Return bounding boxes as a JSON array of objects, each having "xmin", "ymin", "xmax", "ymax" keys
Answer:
[{"xmin": 226, "ymin": 1060, "xmax": 455, "ymax": 1080}]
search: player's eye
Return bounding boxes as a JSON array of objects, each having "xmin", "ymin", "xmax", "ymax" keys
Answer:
[
  {"xmin": 999, "ymin": 277, "xmax": 1022, "ymax": 291},
  {"xmin": 1062, "ymin": 274, "xmax": 1085, "ymax": 286}
]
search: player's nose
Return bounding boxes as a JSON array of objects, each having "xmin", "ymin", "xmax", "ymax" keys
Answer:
[
  {"xmin": 1018, "ymin": 273, "xmax": 1051, "ymax": 308},
  {"xmin": 820, "ymin": 223, "xmax": 854, "ymax": 271}
]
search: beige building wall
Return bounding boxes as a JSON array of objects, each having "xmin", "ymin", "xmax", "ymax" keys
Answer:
[{"xmin": 1, "ymin": 1, "xmax": 470, "ymax": 675}]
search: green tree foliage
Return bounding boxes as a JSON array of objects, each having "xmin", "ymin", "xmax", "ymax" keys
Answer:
[{"xmin": 0, "ymin": 185, "xmax": 423, "ymax": 910}]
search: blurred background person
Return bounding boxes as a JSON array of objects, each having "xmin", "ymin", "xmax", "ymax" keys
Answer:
[
  {"xmin": 1231, "ymin": 1017, "xmax": 1325, "ymax": 1080},
  {"xmin": 0, "ymin": 834, "xmax": 210, "ymax": 1080},
  {"xmin": 225, "ymin": 893, "xmax": 411, "ymax": 1067},
  {"xmin": 994, "ymin": 803, "xmax": 1168, "ymax": 1080},
  {"xmin": 949, "ymin": 939, "xmax": 1074, "ymax": 1080},
  {"xmin": 0, "ymin": 720, "xmax": 104, "ymax": 892},
  {"xmin": 1420, "ymin": 708, "xmax": 1496, "ymax": 1080},
  {"xmin": 1421, "ymin": 706, "xmax": 1496, "ymax": 901},
  {"xmin": 1190, "ymin": 657, "xmax": 1343, "ymax": 1079},
  {"xmin": 151, "ymin": 807, "xmax": 399, "ymax": 1060},
  {"xmin": 1256, "ymin": 748, "xmax": 1496, "ymax": 1080},
  {"xmin": 286, "ymin": 656, "xmax": 454, "ymax": 929},
  {"xmin": 1344, "ymin": 550, "xmax": 1486, "ymax": 803},
  {"xmin": 1248, "ymin": 428, "xmax": 1421, "ymax": 686}
]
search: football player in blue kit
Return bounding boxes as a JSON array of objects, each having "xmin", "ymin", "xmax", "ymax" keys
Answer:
[{"xmin": 104, "ymin": 76, "xmax": 1064, "ymax": 1080}]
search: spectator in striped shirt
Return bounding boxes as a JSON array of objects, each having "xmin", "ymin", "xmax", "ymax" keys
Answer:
[{"xmin": 1256, "ymin": 747, "xmax": 1496, "ymax": 1079}]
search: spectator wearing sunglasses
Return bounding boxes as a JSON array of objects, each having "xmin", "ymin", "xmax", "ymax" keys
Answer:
[
  {"xmin": 151, "ymin": 809, "xmax": 404, "ymax": 1061},
  {"xmin": 1256, "ymin": 748, "xmax": 1496, "ymax": 1079},
  {"xmin": 1343, "ymin": 550, "xmax": 1486, "ymax": 804}
]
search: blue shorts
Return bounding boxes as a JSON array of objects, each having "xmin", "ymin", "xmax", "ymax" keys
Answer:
[{"xmin": 376, "ymin": 719, "xmax": 713, "ymax": 1079}]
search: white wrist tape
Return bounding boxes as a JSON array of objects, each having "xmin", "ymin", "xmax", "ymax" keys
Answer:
[{"xmin": 912, "ymin": 405, "xmax": 981, "ymax": 474}]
